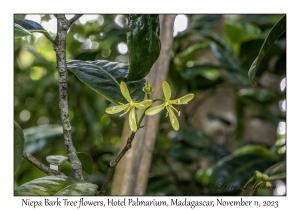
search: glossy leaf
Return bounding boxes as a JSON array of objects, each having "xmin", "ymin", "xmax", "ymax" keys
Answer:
[
  {"xmin": 126, "ymin": 15, "xmax": 160, "ymax": 81},
  {"xmin": 248, "ymin": 15, "xmax": 286, "ymax": 84},
  {"xmin": 209, "ymin": 155, "xmax": 275, "ymax": 195},
  {"xmin": 77, "ymin": 152, "xmax": 94, "ymax": 175},
  {"xmin": 240, "ymin": 38, "xmax": 285, "ymax": 71},
  {"xmin": 14, "ymin": 19, "xmax": 52, "ymax": 40},
  {"xmin": 14, "ymin": 23, "xmax": 32, "ymax": 39},
  {"xmin": 14, "ymin": 175, "xmax": 98, "ymax": 196},
  {"xmin": 67, "ymin": 60, "xmax": 145, "ymax": 104},
  {"xmin": 14, "ymin": 122, "xmax": 25, "ymax": 174}
]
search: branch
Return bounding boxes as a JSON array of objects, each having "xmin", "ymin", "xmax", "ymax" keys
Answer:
[
  {"xmin": 99, "ymin": 132, "xmax": 136, "ymax": 195},
  {"xmin": 68, "ymin": 14, "xmax": 83, "ymax": 25},
  {"xmin": 53, "ymin": 14, "xmax": 83, "ymax": 180},
  {"xmin": 22, "ymin": 151, "xmax": 64, "ymax": 176}
]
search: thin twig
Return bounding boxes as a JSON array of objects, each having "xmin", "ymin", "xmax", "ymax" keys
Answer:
[
  {"xmin": 99, "ymin": 132, "xmax": 136, "ymax": 195},
  {"xmin": 68, "ymin": 14, "xmax": 83, "ymax": 25},
  {"xmin": 53, "ymin": 14, "xmax": 83, "ymax": 180},
  {"xmin": 22, "ymin": 151, "xmax": 64, "ymax": 176}
]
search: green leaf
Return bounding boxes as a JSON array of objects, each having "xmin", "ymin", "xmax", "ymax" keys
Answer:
[
  {"xmin": 174, "ymin": 42, "xmax": 209, "ymax": 71},
  {"xmin": 126, "ymin": 15, "xmax": 160, "ymax": 81},
  {"xmin": 14, "ymin": 19, "xmax": 52, "ymax": 41},
  {"xmin": 225, "ymin": 21, "xmax": 261, "ymax": 44},
  {"xmin": 77, "ymin": 152, "xmax": 94, "ymax": 175},
  {"xmin": 181, "ymin": 63, "xmax": 221, "ymax": 79},
  {"xmin": 14, "ymin": 122, "xmax": 25, "ymax": 174},
  {"xmin": 248, "ymin": 15, "xmax": 286, "ymax": 84},
  {"xmin": 264, "ymin": 161, "xmax": 286, "ymax": 180},
  {"xmin": 233, "ymin": 144, "xmax": 279, "ymax": 161},
  {"xmin": 67, "ymin": 60, "xmax": 145, "ymax": 104},
  {"xmin": 199, "ymin": 30, "xmax": 248, "ymax": 83},
  {"xmin": 237, "ymin": 88, "xmax": 281, "ymax": 104},
  {"xmin": 195, "ymin": 168, "xmax": 211, "ymax": 185},
  {"xmin": 209, "ymin": 154, "xmax": 275, "ymax": 195},
  {"xmin": 14, "ymin": 23, "xmax": 32, "ymax": 39},
  {"xmin": 14, "ymin": 175, "xmax": 98, "ymax": 196},
  {"xmin": 23, "ymin": 124, "xmax": 63, "ymax": 144}
]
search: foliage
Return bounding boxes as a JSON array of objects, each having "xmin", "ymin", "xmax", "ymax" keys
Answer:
[{"xmin": 14, "ymin": 14, "xmax": 286, "ymax": 196}]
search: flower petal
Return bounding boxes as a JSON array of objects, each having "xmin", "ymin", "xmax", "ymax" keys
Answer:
[
  {"xmin": 135, "ymin": 100, "xmax": 152, "ymax": 109},
  {"xmin": 129, "ymin": 108, "xmax": 137, "ymax": 132},
  {"xmin": 166, "ymin": 107, "xmax": 179, "ymax": 131},
  {"xmin": 170, "ymin": 93, "xmax": 194, "ymax": 105},
  {"xmin": 120, "ymin": 81, "xmax": 133, "ymax": 102},
  {"xmin": 162, "ymin": 81, "xmax": 171, "ymax": 100},
  {"xmin": 145, "ymin": 103, "xmax": 165, "ymax": 115},
  {"xmin": 106, "ymin": 104, "xmax": 129, "ymax": 114}
]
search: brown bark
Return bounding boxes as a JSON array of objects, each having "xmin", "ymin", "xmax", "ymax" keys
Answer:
[
  {"xmin": 110, "ymin": 14, "xmax": 176, "ymax": 195},
  {"xmin": 22, "ymin": 151, "xmax": 63, "ymax": 176}
]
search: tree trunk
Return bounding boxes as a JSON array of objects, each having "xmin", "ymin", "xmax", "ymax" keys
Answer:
[{"xmin": 110, "ymin": 14, "xmax": 176, "ymax": 195}]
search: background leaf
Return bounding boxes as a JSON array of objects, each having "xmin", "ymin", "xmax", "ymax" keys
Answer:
[
  {"xmin": 67, "ymin": 60, "xmax": 145, "ymax": 104},
  {"xmin": 232, "ymin": 144, "xmax": 279, "ymax": 161},
  {"xmin": 77, "ymin": 152, "xmax": 94, "ymax": 175},
  {"xmin": 14, "ymin": 121, "xmax": 25, "ymax": 174},
  {"xmin": 14, "ymin": 175, "xmax": 98, "ymax": 196},
  {"xmin": 175, "ymin": 124, "xmax": 230, "ymax": 162},
  {"xmin": 14, "ymin": 23, "xmax": 32, "ymax": 39},
  {"xmin": 209, "ymin": 154, "xmax": 275, "ymax": 195},
  {"xmin": 14, "ymin": 19, "xmax": 52, "ymax": 40},
  {"xmin": 248, "ymin": 15, "xmax": 286, "ymax": 84},
  {"xmin": 264, "ymin": 161, "xmax": 286, "ymax": 180},
  {"xmin": 126, "ymin": 15, "xmax": 160, "ymax": 81},
  {"xmin": 24, "ymin": 124, "xmax": 63, "ymax": 144}
]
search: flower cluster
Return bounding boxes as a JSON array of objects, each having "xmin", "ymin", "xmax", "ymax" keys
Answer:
[
  {"xmin": 105, "ymin": 82, "xmax": 152, "ymax": 132},
  {"xmin": 145, "ymin": 81, "xmax": 194, "ymax": 130},
  {"xmin": 105, "ymin": 81, "xmax": 194, "ymax": 132}
]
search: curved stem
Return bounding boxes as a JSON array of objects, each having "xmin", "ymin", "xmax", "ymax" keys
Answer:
[{"xmin": 99, "ymin": 132, "xmax": 136, "ymax": 195}]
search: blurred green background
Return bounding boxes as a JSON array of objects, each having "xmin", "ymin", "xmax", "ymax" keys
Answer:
[{"xmin": 14, "ymin": 14, "xmax": 286, "ymax": 195}]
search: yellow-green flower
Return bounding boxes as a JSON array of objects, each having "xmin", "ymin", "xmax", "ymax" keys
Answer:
[
  {"xmin": 145, "ymin": 81, "xmax": 194, "ymax": 131},
  {"xmin": 106, "ymin": 82, "xmax": 152, "ymax": 132}
]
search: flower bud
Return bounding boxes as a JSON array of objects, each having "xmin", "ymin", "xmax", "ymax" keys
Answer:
[
  {"xmin": 143, "ymin": 83, "xmax": 154, "ymax": 94},
  {"xmin": 255, "ymin": 171, "xmax": 262, "ymax": 179},
  {"xmin": 262, "ymin": 174, "xmax": 269, "ymax": 181}
]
